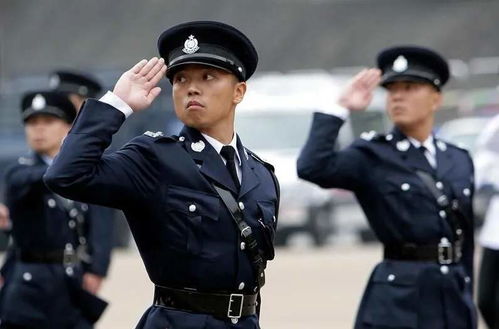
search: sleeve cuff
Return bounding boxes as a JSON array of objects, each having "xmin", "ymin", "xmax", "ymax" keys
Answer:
[
  {"xmin": 317, "ymin": 103, "xmax": 350, "ymax": 120},
  {"xmin": 99, "ymin": 91, "xmax": 133, "ymax": 118}
]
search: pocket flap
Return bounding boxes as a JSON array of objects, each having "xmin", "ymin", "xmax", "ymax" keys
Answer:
[{"xmin": 166, "ymin": 185, "xmax": 220, "ymax": 221}]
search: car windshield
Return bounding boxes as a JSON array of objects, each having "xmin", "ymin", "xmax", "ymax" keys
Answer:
[{"xmin": 236, "ymin": 111, "xmax": 313, "ymax": 150}]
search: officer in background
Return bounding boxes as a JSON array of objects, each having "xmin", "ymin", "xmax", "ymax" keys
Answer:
[
  {"xmin": 44, "ymin": 21, "xmax": 279, "ymax": 329},
  {"xmin": 474, "ymin": 113, "xmax": 499, "ymax": 329},
  {"xmin": 0, "ymin": 92, "xmax": 108, "ymax": 329},
  {"xmin": 50, "ymin": 70, "xmax": 103, "ymax": 110},
  {"xmin": 50, "ymin": 69, "xmax": 115, "ymax": 294},
  {"xmin": 298, "ymin": 46, "xmax": 476, "ymax": 329}
]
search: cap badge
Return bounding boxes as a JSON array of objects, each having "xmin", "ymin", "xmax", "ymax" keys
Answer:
[
  {"xmin": 396, "ymin": 139, "xmax": 410, "ymax": 152},
  {"xmin": 32, "ymin": 94, "xmax": 46, "ymax": 111},
  {"xmin": 191, "ymin": 140, "xmax": 205, "ymax": 152},
  {"xmin": 183, "ymin": 35, "xmax": 200, "ymax": 54},
  {"xmin": 49, "ymin": 75, "xmax": 60, "ymax": 88},
  {"xmin": 393, "ymin": 55, "xmax": 408, "ymax": 72}
]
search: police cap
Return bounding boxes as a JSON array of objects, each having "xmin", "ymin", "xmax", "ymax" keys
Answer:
[
  {"xmin": 158, "ymin": 21, "xmax": 258, "ymax": 82},
  {"xmin": 377, "ymin": 46, "xmax": 450, "ymax": 90},
  {"xmin": 50, "ymin": 70, "xmax": 102, "ymax": 98},
  {"xmin": 21, "ymin": 91, "xmax": 77, "ymax": 124}
]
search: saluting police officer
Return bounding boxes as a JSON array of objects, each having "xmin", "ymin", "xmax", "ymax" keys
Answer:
[
  {"xmin": 49, "ymin": 69, "xmax": 115, "ymax": 296},
  {"xmin": 0, "ymin": 92, "xmax": 108, "ymax": 329},
  {"xmin": 44, "ymin": 21, "xmax": 279, "ymax": 329},
  {"xmin": 297, "ymin": 46, "xmax": 476, "ymax": 329}
]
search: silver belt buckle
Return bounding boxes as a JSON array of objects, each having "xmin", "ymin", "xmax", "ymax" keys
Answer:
[
  {"xmin": 63, "ymin": 246, "xmax": 76, "ymax": 267},
  {"xmin": 227, "ymin": 293, "xmax": 244, "ymax": 319},
  {"xmin": 438, "ymin": 238, "xmax": 453, "ymax": 265}
]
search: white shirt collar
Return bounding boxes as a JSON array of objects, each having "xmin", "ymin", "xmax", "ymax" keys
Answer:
[
  {"xmin": 41, "ymin": 154, "xmax": 54, "ymax": 165},
  {"xmin": 407, "ymin": 135, "xmax": 436, "ymax": 156},
  {"xmin": 201, "ymin": 132, "xmax": 242, "ymax": 166}
]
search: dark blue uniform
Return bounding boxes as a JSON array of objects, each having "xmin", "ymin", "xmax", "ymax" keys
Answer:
[
  {"xmin": 297, "ymin": 112, "xmax": 476, "ymax": 329},
  {"xmin": 44, "ymin": 99, "xmax": 279, "ymax": 329},
  {"xmin": 0, "ymin": 152, "xmax": 112, "ymax": 329}
]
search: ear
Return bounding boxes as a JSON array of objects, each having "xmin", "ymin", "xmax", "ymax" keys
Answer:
[
  {"xmin": 233, "ymin": 81, "xmax": 247, "ymax": 104},
  {"xmin": 432, "ymin": 90, "xmax": 443, "ymax": 112}
]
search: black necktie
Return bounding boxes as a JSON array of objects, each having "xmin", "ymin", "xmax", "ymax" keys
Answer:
[{"xmin": 220, "ymin": 145, "xmax": 240, "ymax": 190}]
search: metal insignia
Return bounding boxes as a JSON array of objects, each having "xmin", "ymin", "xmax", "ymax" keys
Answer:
[
  {"xmin": 392, "ymin": 55, "xmax": 408, "ymax": 73},
  {"xmin": 182, "ymin": 35, "xmax": 200, "ymax": 54},
  {"xmin": 437, "ymin": 140, "xmax": 447, "ymax": 151},
  {"xmin": 191, "ymin": 140, "xmax": 205, "ymax": 152},
  {"xmin": 396, "ymin": 139, "xmax": 410, "ymax": 152},
  {"xmin": 32, "ymin": 94, "xmax": 46, "ymax": 110},
  {"xmin": 143, "ymin": 131, "xmax": 164, "ymax": 138},
  {"xmin": 360, "ymin": 130, "xmax": 377, "ymax": 141}
]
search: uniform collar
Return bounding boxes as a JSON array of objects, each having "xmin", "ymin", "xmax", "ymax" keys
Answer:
[
  {"xmin": 201, "ymin": 132, "xmax": 242, "ymax": 166},
  {"xmin": 407, "ymin": 135, "xmax": 436, "ymax": 158},
  {"xmin": 40, "ymin": 154, "xmax": 54, "ymax": 166}
]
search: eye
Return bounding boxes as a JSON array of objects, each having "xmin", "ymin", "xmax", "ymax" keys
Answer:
[
  {"xmin": 204, "ymin": 72, "xmax": 215, "ymax": 80},
  {"xmin": 174, "ymin": 75, "xmax": 186, "ymax": 84}
]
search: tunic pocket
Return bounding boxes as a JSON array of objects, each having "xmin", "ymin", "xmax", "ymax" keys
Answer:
[
  {"xmin": 164, "ymin": 185, "xmax": 220, "ymax": 255},
  {"xmin": 362, "ymin": 263, "xmax": 419, "ymax": 328}
]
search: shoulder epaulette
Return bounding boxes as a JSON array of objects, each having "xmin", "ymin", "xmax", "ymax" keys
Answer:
[{"xmin": 246, "ymin": 149, "xmax": 275, "ymax": 172}]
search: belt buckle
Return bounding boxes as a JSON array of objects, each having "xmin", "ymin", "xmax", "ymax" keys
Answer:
[
  {"xmin": 227, "ymin": 293, "xmax": 244, "ymax": 319},
  {"xmin": 438, "ymin": 238, "xmax": 453, "ymax": 265},
  {"xmin": 63, "ymin": 246, "xmax": 76, "ymax": 267}
]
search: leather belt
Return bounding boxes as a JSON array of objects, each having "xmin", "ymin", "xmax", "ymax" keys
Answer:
[
  {"xmin": 17, "ymin": 248, "xmax": 78, "ymax": 266},
  {"xmin": 153, "ymin": 285, "xmax": 257, "ymax": 320},
  {"xmin": 384, "ymin": 238, "xmax": 462, "ymax": 265}
]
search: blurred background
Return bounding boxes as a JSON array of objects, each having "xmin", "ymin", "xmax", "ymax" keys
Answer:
[{"xmin": 1, "ymin": 0, "xmax": 498, "ymax": 327}]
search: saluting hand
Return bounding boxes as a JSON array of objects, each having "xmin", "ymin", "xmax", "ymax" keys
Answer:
[
  {"xmin": 338, "ymin": 68, "xmax": 381, "ymax": 111},
  {"xmin": 113, "ymin": 57, "xmax": 167, "ymax": 112},
  {"xmin": 0, "ymin": 203, "xmax": 10, "ymax": 230}
]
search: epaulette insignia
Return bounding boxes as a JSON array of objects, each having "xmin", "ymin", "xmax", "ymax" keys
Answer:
[
  {"xmin": 143, "ymin": 131, "xmax": 164, "ymax": 138},
  {"xmin": 18, "ymin": 156, "xmax": 34, "ymax": 165},
  {"xmin": 360, "ymin": 130, "xmax": 377, "ymax": 141}
]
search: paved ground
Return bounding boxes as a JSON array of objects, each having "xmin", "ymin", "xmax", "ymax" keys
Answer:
[{"xmin": 94, "ymin": 244, "xmax": 485, "ymax": 329}]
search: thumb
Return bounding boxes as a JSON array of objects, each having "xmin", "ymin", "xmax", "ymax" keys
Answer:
[{"xmin": 146, "ymin": 87, "xmax": 162, "ymax": 104}]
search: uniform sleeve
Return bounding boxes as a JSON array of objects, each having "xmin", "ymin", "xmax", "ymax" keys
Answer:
[
  {"xmin": 83, "ymin": 205, "xmax": 114, "ymax": 277},
  {"xmin": 296, "ymin": 112, "xmax": 368, "ymax": 191},
  {"xmin": 5, "ymin": 163, "xmax": 47, "ymax": 203},
  {"xmin": 44, "ymin": 99, "xmax": 160, "ymax": 210}
]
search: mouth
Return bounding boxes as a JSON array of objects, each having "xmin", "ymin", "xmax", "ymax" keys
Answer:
[{"xmin": 186, "ymin": 100, "xmax": 204, "ymax": 110}]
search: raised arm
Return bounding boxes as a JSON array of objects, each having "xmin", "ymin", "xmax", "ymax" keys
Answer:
[
  {"xmin": 44, "ymin": 58, "xmax": 167, "ymax": 209},
  {"xmin": 297, "ymin": 69, "xmax": 381, "ymax": 190}
]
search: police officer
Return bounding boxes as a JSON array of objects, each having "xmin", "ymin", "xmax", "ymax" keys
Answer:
[
  {"xmin": 297, "ymin": 46, "xmax": 476, "ymax": 329},
  {"xmin": 44, "ymin": 21, "xmax": 279, "ymax": 329},
  {"xmin": 0, "ymin": 92, "xmax": 108, "ymax": 329},
  {"xmin": 50, "ymin": 69, "xmax": 115, "ymax": 295},
  {"xmin": 474, "ymin": 114, "xmax": 499, "ymax": 329},
  {"xmin": 49, "ymin": 70, "xmax": 103, "ymax": 111}
]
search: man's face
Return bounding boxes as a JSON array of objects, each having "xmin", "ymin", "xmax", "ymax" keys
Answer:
[
  {"xmin": 24, "ymin": 114, "xmax": 71, "ymax": 157},
  {"xmin": 172, "ymin": 64, "xmax": 246, "ymax": 131},
  {"xmin": 385, "ymin": 81, "xmax": 442, "ymax": 128}
]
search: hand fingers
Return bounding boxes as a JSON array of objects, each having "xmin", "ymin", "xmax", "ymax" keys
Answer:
[
  {"xmin": 138, "ymin": 57, "xmax": 159, "ymax": 77},
  {"xmin": 364, "ymin": 68, "xmax": 382, "ymax": 90},
  {"xmin": 148, "ymin": 64, "xmax": 167, "ymax": 87},
  {"xmin": 146, "ymin": 87, "xmax": 162, "ymax": 104},
  {"xmin": 131, "ymin": 59, "xmax": 148, "ymax": 74},
  {"xmin": 145, "ymin": 58, "xmax": 165, "ymax": 81}
]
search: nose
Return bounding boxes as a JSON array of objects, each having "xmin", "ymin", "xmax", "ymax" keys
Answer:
[{"xmin": 187, "ymin": 81, "xmax": 201, "ymax": 96}]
